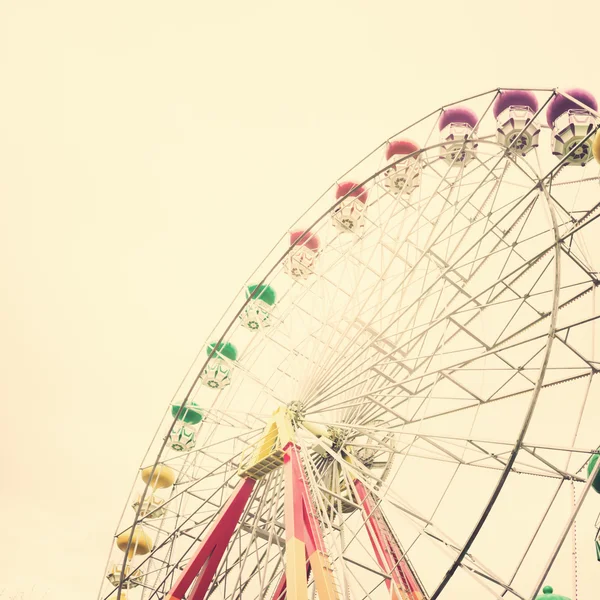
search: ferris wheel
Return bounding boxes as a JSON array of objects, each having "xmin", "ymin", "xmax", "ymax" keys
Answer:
[{"xmin": 99, "ymin": 87, "xmax": 600, "ymax": 600}]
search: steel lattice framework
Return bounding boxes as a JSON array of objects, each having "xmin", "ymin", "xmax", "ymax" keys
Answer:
[{"xmin": 99, "ymin": 87, "xmax": 600, "ymax": 600}]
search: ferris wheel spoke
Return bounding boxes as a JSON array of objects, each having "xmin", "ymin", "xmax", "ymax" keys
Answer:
[
  {"xmin": 429, "ymin": 182, "xmax": 532, "ymax": 266},
  {"xmin": 294, "ymin": 238, "xmax": 393, "ymax": 403},
  {"xmin": 304, "ymin": 191, "xmax": 554, "ymax": 414},
  {"xmin": 303, "ymin": 242, "xmax": 567, "ymax": 421},
  {"xmin": 482, "ymin": 201, "xmax": 543, "ymax": 308},
  {"xmin": 262, "ymin": 193, "xmax": 418, "ymax": 410},
  {"xmin": 339, "ymin": 363, "xmax": 589, "ymax": 431},
  {"xmin": 332, "ymin": 178, "xmax": 544, "ymax": 368},
  {"xmin": 384, "ymin": 195, "xmax": 544, "ymax": 346},
  {"xmin": 349, "ymin": 275, "xmax": 478, "ymax": 427},
  {"xmin": 306, "ymin": 419, "xmax": 596, "ymax": 478},
  {"xmin": 301, "ymin": 149, "xmax": 513, "ymax": 403},
  {"xmin": 319, "ymin": 237, "xmax": 488, "ymax": 409},
  {"xmin": 436, "ymin": 158, "xmax": 505, "ymax": 266},
  {"xmin": 380, "ymin": 155, "xmax": 505, "ymax": 269},
  {"xmin": 299, "ymin": 185, "xmax": 450, "ymax": 402},
  {"xmin": 340, "ymin": 278, "xmax": 460, "ymax": 426}
]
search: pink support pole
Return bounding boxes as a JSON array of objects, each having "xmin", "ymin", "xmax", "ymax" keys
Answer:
[
  {"xmin": 166, "ymin": 477, "xmax": 256, "ymax": 600},
  {"xmin": 271, "ymin": 573, "xmax": 288, "ymax": 600},
  {"xmin": 284, "ymin": 443, "xmax": 329, "ymax": 556},
  {"xmin": 281, "ymin": 442, "xmax": 340, "ymax": 600},
  {"xmin": 354, "ymin": 480, "xmax": 425, "ymax": 600}
]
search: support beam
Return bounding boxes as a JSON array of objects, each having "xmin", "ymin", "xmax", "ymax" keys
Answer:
[
  {"xmin": 355, "ymin": 479, "xmax": 427, "ymax": 600},
  {"xmin": 282, "ymin": 442, "xmax": 340, "ymax": 600},
  {"xmin": 166, "ymin": 477, "xmax": 256, "ymax": 600}
]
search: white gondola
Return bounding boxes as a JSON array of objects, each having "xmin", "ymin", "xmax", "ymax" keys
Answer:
[
  {"xmin": 547, "ymin": 89, "xmax": 598, "ymax": 166},
  {"xmin": 200, "ymin": 342, "xmax": 238, "ymax": 389},
  {"xmin": 494, "ymin": 90, "xmax": 540, "ymax": 157},
  {"xmin": 131, "ymin": 494, "xmax": 166, "ymax": 519},
  {"xmin": 439, "ymin": 106, "xmax": 479, "ymax": 166},
  {"xmin": 332, "ymin": 181, "xmax": 368, "ymax": 233},
  {"xmin": 106, "ymin": 564, "xmax": 143, "ymax": 588},
  {"xmin": 169, "ymin": 423, "xmax": 196, "ymax": 451},
  {"xmin": 383, "ymin": 139, "xmax": 421, "ymax": 199},
  {"xmin": 283, "ymin": 230, "xmax": 320, "ymax": 280}
]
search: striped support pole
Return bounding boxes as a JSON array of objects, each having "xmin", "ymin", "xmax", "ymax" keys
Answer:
[
  {"xmin": 270, "ymin": 554, "xmax": 312, "ymax": 600},
  {"xmin": 281, "ymin": 442, "xmax": 340, "ymax": 600}
]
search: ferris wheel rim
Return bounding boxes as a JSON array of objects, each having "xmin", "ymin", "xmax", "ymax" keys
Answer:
[
  {"xmin": 114, "ymin": 146, "xmax": 586, "ymax": 598},
  {"xmin": 428, "ymin": 150, "xmax": 564, "ymax": 600},
  {"xmin": 103, "ymin": 87, "xmax": 600, "ymax": 600},
  {"xmin": 112, "ymin": 176, "xmax": 580, "ymax": 600}
]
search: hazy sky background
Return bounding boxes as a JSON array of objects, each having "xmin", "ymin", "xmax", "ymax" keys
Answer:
[{"xmin": 1, "ymin": 1, "xmax": 600, "ymax": 597}]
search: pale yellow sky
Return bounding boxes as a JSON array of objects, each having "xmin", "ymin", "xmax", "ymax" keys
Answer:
[{"xmin": 1, "ymin": 0, "xmax": 600, "ymax": 597}]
